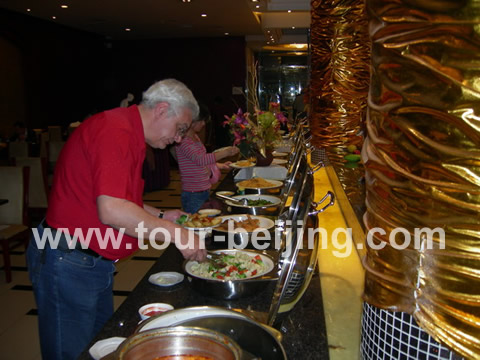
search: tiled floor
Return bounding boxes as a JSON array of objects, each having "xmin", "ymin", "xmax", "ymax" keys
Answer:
[{"xmin": 0, "ymin": 169, "xmax": 187, "ymax": 360}]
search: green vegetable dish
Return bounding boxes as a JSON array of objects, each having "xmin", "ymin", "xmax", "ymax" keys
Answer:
[{"xmin": 243, "ymin": 199, "xmax": 274, "ymax": 206}]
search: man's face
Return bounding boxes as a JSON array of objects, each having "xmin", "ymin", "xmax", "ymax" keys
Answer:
[{"xmin": 146, "ymin": 103, "xmax": 192, "ymax": 149}]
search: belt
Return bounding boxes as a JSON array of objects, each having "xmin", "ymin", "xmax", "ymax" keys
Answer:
[{"xmin": 42, "ymin": 220, "xmax": 110, "ymax": 261}]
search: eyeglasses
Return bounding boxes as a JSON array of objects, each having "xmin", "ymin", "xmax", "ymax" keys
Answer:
[{"xmin": 175, "ymin": 123, "xmax": 190, "ymax": 138}]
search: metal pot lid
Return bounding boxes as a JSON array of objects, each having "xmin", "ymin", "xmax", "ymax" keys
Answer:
[
  {"xmin": 116, "ymin": 326, "xmax": 243, "ymax": 360},
  {"xmin": 134, "ymin": 306, "xmax": 287, "ymax": 360}
]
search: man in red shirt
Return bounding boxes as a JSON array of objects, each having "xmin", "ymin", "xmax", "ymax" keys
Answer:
[{"xmin": 26, "ymin": 79, "xmax": 206, "ymax": 360}]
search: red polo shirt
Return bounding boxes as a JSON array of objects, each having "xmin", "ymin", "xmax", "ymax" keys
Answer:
[{"xmin": 47, "ymin": 105, "xmax": 146, "ymax": 259}]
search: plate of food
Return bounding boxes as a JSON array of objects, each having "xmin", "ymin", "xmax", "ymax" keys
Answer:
[
  {"xmin": 184, "ymin": 250, "xmax": 275, "ymax": 281},
  {"xmin": 182, "ymin": 212, "xmax": 222, "ymax": 231},
  {"xmin": 214, "ymin": 214, "xmax": 275, "ymax": 233},
  {"xmin": 236, "ymin": 177, "xmax": 283, "ymax": 189},
  {"xmin": 229, "ymin": 159, "xmax": 256, "ymax": 168}
]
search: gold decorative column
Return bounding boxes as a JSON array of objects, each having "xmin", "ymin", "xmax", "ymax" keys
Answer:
[
  {"xmin": 364, "ymin": 0, "xmax": 480, "ymax": 357},
  {"xmin": 310, "ymin": 0, "xmax": 371, "ymax": 165}
]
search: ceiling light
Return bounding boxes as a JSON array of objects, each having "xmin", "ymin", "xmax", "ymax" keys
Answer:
[
  {"xmin": 182, "ymin": 0, "xmax": 192, "ymax": 2},
  {"xmin": 292, "ymin": 26, "xmax": 295, "ymax": 29},
  {"xmin": 125, "ymin": 28, "xmax": 131, "ymax": 32},
  {"xmin": 201, "ymin": 13, "xmax": 207, "ymax": 17},
  {"xmin": 26, "ymin": 8, "xmax": 31, "ymax": 12},
  {"xmin": 52, "ymin": 16, "xmax": 56, "ymax": 19},
  {"xmin": 256, "ymin": 5, "xmax": 260, "ymax": 8},
  {"xmin": 224, "ymin": 32, "xmax": 229, "ymax": 35},
  {"xmin": 60, "ymin": 5, "xmax": 68, "ymax": 9},
  {"xmin": 252, "ymin": 0, "xmax": 259, "ymax": 2},
  {"xmin": 288, "ymin": 10, "xmax": 292, "ymax": 13}
]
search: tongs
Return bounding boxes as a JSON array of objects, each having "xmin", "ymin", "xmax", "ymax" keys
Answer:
[
  {"xmin": 215, "ymin": 193, "xmax": 249, "ymax": 206},
  {"xmin": 206, "ymin": 252, "xmax": 227, "ymax": 268}
]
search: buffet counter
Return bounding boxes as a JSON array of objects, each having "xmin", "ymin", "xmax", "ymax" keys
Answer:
[
  {"xmin": 79, "ymin": 169, "xmax": 330, "ymax": 359},
  {"xmin": 313, "ymin": 165, "xmax": 365, "ymax": 360},
  {"xmin": 78, "ymin": 243, "xmax": 329, "ymax": 359}
]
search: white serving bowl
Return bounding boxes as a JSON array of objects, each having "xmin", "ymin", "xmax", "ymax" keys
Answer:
[{"xmin": 138, "ymin": 303, "xmax": 174, "ymax": 321}]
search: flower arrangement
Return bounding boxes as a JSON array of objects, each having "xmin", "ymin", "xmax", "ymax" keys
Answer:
[{"xmin": 223, "ymin": 102, "xmax": 288, "ymax": 158}]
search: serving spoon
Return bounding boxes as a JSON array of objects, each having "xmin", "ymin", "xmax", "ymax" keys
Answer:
[
  {"xmin": 205, "ymin": 252, "xmax": 227, "ymax": 268},
  {"xmin": 215, "ymin": 193, "xmax": 249, "ymax": 206}
]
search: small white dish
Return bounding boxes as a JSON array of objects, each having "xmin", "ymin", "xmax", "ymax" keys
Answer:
[
  {"xmin": 139, "ymin": 303, "xmax": 174, "ymax": 321},
  {"xmin": 148, "ymin": 271, "xmax": 184, "ymax": 287},
  {"xmin": 198, "ymin": 208, "xmax": 221, "ymax": 217},
  {"xmin": 272, "ymin": 151, "xmax": 288, "ymax": 157},
  {"xmin": 89, "ymin": 337, "xmax": 126, "ymax": 360}
]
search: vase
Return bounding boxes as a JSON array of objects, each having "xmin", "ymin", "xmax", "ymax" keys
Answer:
[{"xmin": 254, "ymin": 149, "xmax": 274, "ymax": 166}]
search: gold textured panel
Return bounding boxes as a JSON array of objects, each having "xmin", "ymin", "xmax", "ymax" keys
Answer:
[
  {"xmin": 310, "ymin": 0, "xmax": 371, "ymax": 165},
  {"xmin": 363, "ymin": 0, "xmax": 480, "ymax": 358}
]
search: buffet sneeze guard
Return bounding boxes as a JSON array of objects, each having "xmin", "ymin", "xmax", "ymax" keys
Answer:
[{"xmin": 266, "ymin": 153, "xmax": 335, "ymax": 327}]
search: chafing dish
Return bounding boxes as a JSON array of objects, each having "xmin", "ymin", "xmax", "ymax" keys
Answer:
[{"xmin": 182, "ymin": 249, "xmax": 278, "ymax": 300}]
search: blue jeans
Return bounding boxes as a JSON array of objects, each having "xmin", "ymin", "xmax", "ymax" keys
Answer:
[
  {"xmin": 26, "ymin": 222, "xmax": 116, "ymax": 360},
  {"xmin": 181, "ymin": 190, "xmax": 210, "ymax": 214}
]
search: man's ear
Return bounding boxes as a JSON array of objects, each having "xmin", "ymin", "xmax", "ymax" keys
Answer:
[{"xmin": 154, "ymin": 102, "xmax": 169, "ymax": 119}]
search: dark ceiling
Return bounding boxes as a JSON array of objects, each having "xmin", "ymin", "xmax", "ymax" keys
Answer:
[{"xmin": 0, "ymin": 0, "xmax": 310, "ymax": 51}]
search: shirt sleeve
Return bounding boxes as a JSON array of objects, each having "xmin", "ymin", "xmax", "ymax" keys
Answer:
[{"xmin": 177, "ymin": 138, "xmax": 216, "ymax": 166}]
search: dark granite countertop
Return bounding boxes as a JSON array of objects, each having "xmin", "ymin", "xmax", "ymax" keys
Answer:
[{"xmin": 79, "ymin": 171, "xmax": 329, "ymax": 359}]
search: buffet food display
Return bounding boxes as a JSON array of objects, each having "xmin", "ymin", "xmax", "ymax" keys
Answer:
[
  {"xmin": 86, "ymin": 121, "xmax": 332, "ymax": 360},
  {"xmin": 189, "ymin": 251, "xmax": 268, "ymax": 280}
]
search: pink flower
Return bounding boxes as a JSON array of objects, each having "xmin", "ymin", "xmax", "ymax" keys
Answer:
[
  {"xmin": 275, "ymin": 112, "xmax": 288, "ymax": 124},
  {"xmin": 233, "ymin": 131, "xmax": 245, "ymax": 145}
]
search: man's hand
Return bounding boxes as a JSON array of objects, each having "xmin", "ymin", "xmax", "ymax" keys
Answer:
[
  {"xmin": 175, "ymin": 228, "xmax": 207, "ymax": 261},
  {"xmin": 163, "ymin": 209, "xmax": 188, "ymax": 222}
]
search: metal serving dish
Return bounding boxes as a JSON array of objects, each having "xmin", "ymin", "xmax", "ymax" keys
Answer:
[
  {"xmin": 114, "ymin": 326, "xmax": 242, "ymax": 360},
  {"xmin": 225, "ymin": 194, "xmax": 282, "ymax": 216},
  {"xmin": 211, "ymin": 214, "xmax": 275, "ymax": 249},
  {"xmin": 235, "ymin": 178, "xmax": 284, "ymax": 195},
  {"xmin": 182, "ymin": 249, "xmax": 278, "ymax": 300},
  {"xmin": 135, "ymin": 307, "xmax": 287, "ymax": 360}
]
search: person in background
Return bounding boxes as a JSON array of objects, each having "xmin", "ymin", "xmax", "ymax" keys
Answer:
[
  {"xmin": 26, "ymin": 79, "xmax": 206, "ymax": 360},
  {"xmin": 175, "ymin": 103, "xmax": 239, "ymax": 213},
  {"xmin": 9, "ymin": 121, "xmax": 36, "ymax": 143},
  {"xmin": 120, "ymin": 92, "xmax": 135, "ymax": 107},
  {"xmin": 292, "ymin": 88, "xmax": 306, "ymax": 120}
]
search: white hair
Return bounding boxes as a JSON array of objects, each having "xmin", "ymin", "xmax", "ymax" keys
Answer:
[{"xmin": 141, "ymin": 79, "xmax": 199, "ymax": 119}]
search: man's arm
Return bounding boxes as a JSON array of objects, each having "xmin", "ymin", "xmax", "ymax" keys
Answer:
[{"xmin": 97, "ymin": 195, "xmax": 206, "ymax": 261}]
